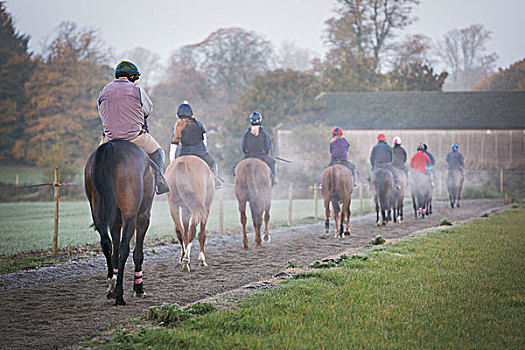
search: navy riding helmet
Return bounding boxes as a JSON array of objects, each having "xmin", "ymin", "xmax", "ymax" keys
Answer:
[
  {"xmin": 177, "ymin": 101, "xmax": 193, "ymax": 118},
  {"xmin": 250, "ymin": 112, "xmax": 262, "ymax": 125}
]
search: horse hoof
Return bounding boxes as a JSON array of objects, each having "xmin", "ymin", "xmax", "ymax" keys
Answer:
[
  {"xmin": 134, "ymin": 291, "xmax": 147, "ymax": 298},
  {"xmin": 263, "ymin": 235, "xmax": 270, "ymax": 242},
  {"xmin": 106, "ymin": 292, "xmax": 114, "ymax": 300},
  {"xmin": 200, "ymin": 261, "xmax": 208, "ymax": 267},
  {"xmin": 115, "ymin": 297, "xmax": 126, "ymax": 306}
]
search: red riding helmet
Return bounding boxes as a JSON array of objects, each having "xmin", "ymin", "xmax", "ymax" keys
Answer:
[
  {"xmin": 377, "ymin": 133, "xmax": 386, "ymax": 141},
  {"xmin": 332, "ymin": 126, "xmax": 343, "ymax": 135}
]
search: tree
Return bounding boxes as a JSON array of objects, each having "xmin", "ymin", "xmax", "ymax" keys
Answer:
[
  {"xmin": 438, "ymin": 24, "xmax": 498, "ymax": 91},
  {"xmin": 120, "ymin": 47, "xmax": 163, "ymax": 89},
  {"xmin": 324, "ymin": 0, "xmax": 420, "ymax": 76},
  {"xmin": 275, "ymin": 41, "xmax": 319, "ymax": 71},
  {"xmin": 473, "ymin": 58, "xmax": 525, "ymax": 91},
  {"xmin": 13, "ymin": 22, "xmax": 112, "ymax": 168},
  {"xmin": 183, "ymin": 27, "xmax": 274, "ymax": 104},
  {"xmin": 216, "ymin": 69, "xmax": 322, "ymax": 175},
  {"xmin": 0, "ymin": 1, "xmax": 34, "ymax": 164},
  {"xmin": 389, "ymin": 34, "xmax": 434, "ymax": 70},
  {"xmin": 386, "ymin": 62, "xmax": 448, "ymax": 91}
]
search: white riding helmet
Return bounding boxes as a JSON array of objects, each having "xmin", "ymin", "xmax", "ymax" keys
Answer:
[{"xmin": 393, "ymin": 136, "xmax": 402, "ymax": 145}]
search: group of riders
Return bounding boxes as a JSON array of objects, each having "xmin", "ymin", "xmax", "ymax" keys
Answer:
[
  {"xmin": 331, "ymin": 129, "xmax": 465, "ymax": 191},
  {"xmin": 98, "ymin": 60, "xmax": 465, "ymax": 195}
]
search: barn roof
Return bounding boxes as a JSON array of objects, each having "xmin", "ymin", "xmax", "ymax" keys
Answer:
[{"xmin": 310, "ymin": 91, "xmax": 525, "ymax": 129}]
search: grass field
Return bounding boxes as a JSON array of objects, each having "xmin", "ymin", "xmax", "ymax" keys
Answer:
[
  {"xmin": 91, "ymin": 205, "xmax": 525, "ymax": 349},
  {"xmin": 0, "ymin": 166, "xmax": 47, "ymax": 185},
  {"xmin": 0, "ymin": 198, "xmax": 374, "ymax": 256}
]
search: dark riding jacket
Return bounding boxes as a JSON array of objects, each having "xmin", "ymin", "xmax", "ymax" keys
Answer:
[
  {"xmin": 370, "ymin": 141, "xmax": 393, "ymax": 168},
  {"xmin": 446, "ymin": 150, "xmax": 464, "ymax": 169},
  {"xmin": 392, "ymin": 145, "xmax": 407, "ymax": 166},
  {"xmin": 242, "ymin": 128, "xmax": 272, "ymax": 156},
  {"xmin": 172, "ymin": 117, "xmax": 207, "ymax": 156}
]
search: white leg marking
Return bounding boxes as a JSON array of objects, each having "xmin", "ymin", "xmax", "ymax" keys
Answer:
[
  {"xmin": 107, "ymin": 275, "xmax": 117, "ymax": 294},
  {"xmin": 183, "ymin": 242, "xmax": 192, "ymax": 272},
  {"xmin": 199, "ymin": 252, "xmax": 208, "ymax": 267}
]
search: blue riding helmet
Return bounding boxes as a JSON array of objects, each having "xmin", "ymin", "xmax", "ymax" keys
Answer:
[
  {"xmin": 250, "ymin": 112, "xmax": 263, "ymax": 125},
  {"xmin": 177, "ymin": 102, "xmax": 193, "ymax": 118},
  {"xmin": 452, "ymin": 143, "xmax": 459, "ymax": 150}
]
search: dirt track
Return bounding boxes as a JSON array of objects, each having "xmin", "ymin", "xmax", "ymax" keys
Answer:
[{"xmin": 2, "ymin": 199, "xmax": 502, "ymax": 349}]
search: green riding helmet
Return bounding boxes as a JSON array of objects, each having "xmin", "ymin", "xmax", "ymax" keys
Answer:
[{"xmin": 115, "ymin": 60, "xmax": 141, "ymax": 80}]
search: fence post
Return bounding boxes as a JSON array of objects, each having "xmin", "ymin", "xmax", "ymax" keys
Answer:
[
  {"xmin": 313, "ymin": 183, "xmax": 318, "ymax": 221},
  {"xmin": 499, "ymin": 168, "xmax": 504, "ymax": 194},
  {"xmin": 288, "ymin": 183, "xmax": 293, "ymax": 226},
  {"xmin": 53, "ymin": 167, "xmax": 59, "ymax": 256},
  {"xmin": 15, "ymin": 174, "xmax": 19, "ymax": 186},
  {"xmin": 219, "ymin": 188, "xmax": 224, "ymax": 235}
]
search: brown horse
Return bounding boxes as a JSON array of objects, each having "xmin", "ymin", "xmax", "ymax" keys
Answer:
[
  {"xmin": 235, "ymin": 158, "xmax": 272, "ymax": 249},
  {"xmin": 166, "ymin": 155, "xmax": 215, "ymax": 272},
  {"xmin": 447, "ymin": 168, "xmax": 464, "ymax": 208},
  {"xmin": 392, "ymin": 166, "xmax": 407, "ymax": 223},
  {"xmin": 322, "ymin": 165, "xmax": 353, "ymax": 237},
  {"xmin": 371, "ymin": 168, "xmax": 393, "ymax": 225},
  {"xmin": 84, "ymin": 140, "xmax": 155, "ymax": 305}
]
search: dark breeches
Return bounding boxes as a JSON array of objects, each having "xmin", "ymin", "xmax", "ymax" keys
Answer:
[
  {"xmin": 245, "ymin": 154, "xmax": 276, "ymax": 175},
  {"xmin": 327, "ymin": 159, "xmax": 356, "ymax": 173},
  {"xmin": 194, "ymin": 152, "xmax": 216, "ymax": 169}
]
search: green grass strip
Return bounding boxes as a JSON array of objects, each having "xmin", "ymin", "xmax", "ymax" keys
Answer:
[{"xmin": 97, "ymin": 207, "xmax": 525, "ymax": 349}]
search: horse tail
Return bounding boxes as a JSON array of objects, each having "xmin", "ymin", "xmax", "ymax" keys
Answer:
[
  {"xmin": 245, "ymin": 162, "xmax": 262, "ymax": 215},
  {"xmin": 330, "ymin": 168, "xmax": 341, "ymax": 213},
  {"xmin": 92, "ymin": 142, "xmax": 118, "ymax": 232},
  {"xmin": 175, "ymin": 161, "xmax": 207, "ymax": 224},
  {"xmin": 379, "ymin": 171, "xmax": 390, "ymax": 210}
]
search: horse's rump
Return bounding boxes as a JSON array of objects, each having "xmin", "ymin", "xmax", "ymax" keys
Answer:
[
  {"xmin": 322, "ymin": 165, "xmax": 352, "ymax": 213},
  {"xmin": 166, "ymin": 156, "xmax": 213, "ymax": 224},
  {"xmin": 88, "ymin": 140, "xmax": 153, "ymax": 231},
  {"xmin": 372, "ymin": 168, "xmax": 392, "ymax": 209},
  {"xmin": 235, "ymin": 158, "xmax": 272, "ymax": 213}
]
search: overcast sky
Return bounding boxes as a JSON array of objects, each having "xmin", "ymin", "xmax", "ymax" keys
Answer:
[{"xmin": 5, "ymin": 0, "xmax": 525, "ymax": 70}]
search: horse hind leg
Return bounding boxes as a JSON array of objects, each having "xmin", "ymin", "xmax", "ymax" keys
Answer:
[
  {"xmin": 114, "ymin": 216, "xmax": 136, "ymax": 305},
  {"xmin": 263, "ymin": 209, "xmax": 271, "ymax": 242},
  {"xmin": 239, "ymin": 199, "xmax": 249, "ymax": 249},
  {"xmin": 107, "ymin": 214, "xmax": 122, "ymax": 299},
  {"xmin": 133, "ymin": 212, "xmax": 150, "ymax": 298},
  {"xmin": 198, "ymin": 218, "xmax": 208, "ymax": 267},
  {"xmin": 182, "ymin": 216, "xmax": 198, "ymax": 272},
  {"xmin": 343, "ymin": 200, "xmax": 351, "ymax": 237},
  {"xmin": 324, "ymin": 198, "xmax": 330, "ymax": 235},
  {"xmin": 98, "ymin": 229, "xmax": 115, "ymax": 299}
]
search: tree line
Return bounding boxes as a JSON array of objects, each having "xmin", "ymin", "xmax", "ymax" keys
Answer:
[{"xmin": 1, "ymin": 0, "xmax": 520, "ymax": 176}]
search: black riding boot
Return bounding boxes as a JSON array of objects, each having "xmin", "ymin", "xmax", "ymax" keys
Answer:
[
  {"xmin": 351, "ymin": 168, "xmax": 358, "ymax": 189},
  {"xmin": 149, "ymin": 149, "xmax": 170, "ymax": 195},
  {"xmin": 210, "ymin": 161, "xmax": 223, "ymax": 189},
  {"xmin": 270, "ymin": 161, "xmax": 278, "ymax": 185}
]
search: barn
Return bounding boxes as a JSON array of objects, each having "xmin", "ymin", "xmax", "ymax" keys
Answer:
[{"xmin": 276, "ymin": 91, "xmax": 525, "ymax": 195}]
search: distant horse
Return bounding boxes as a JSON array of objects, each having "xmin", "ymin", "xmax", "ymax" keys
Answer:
[
  {"xmin": 166, "ymin": 156, "xmax": 214, "ymax": 272},
  {"xmin": 392, "ymin": 166, "xmax": 407, "ymax": 223},
  {"xmin": 235, "ymin": 158, "xmax": 272, "ymax": 249},
  {"xmin": 447, "ymin": 168, "xmax": 464, "ymax": 208},
  {"xmin": 410, "ymin": 172, "xmax": 432, "ymax": 218},
  {"xmin": 84, "ymin": 140, "xmax": 155, "ymax": 306},
  {"xmin": 321, "ymin": 165, "xmax": 353, "ymax": 237},
  {"xmin": 371, "ymin": 168, "xmax": 393, "ymax": 225}
]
